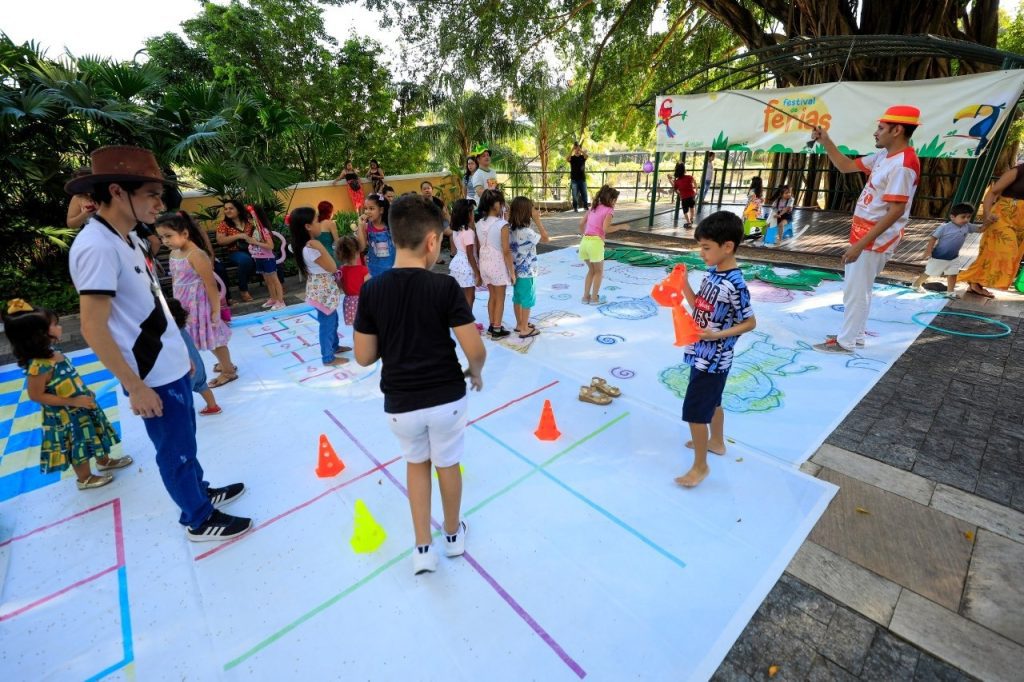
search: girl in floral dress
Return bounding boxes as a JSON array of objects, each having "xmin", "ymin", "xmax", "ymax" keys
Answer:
[
  {"xmin": 448, "ymin": 199, "xmax": 483, "ymax": 309},
  {"xmin": 155, "ymin": 211, "xmax": 238, "ymax": 387},
  {"xmin": 290, "ymin": 207, "xmax": 348, "ymax": 367},
  {"xmin": 2, "ymin": 299, "xmax": 132, "ymax": 490}
]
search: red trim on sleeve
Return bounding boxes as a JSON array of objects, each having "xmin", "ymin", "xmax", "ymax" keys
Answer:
[
  {"xmin": 882, "ymin": 194, "xmax": 909, "ymax": 203},
  {"xmin": 855, "ymin": 158, "xmax": 869, "ymax": 174}
]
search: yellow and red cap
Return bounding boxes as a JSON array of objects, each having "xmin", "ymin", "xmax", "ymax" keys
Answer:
[{"xmin": 879, "ymin": 105, "xmax": 921, "ymax": 126}]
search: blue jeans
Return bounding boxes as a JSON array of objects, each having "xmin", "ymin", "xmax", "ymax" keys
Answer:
[
  {"xmin": 570, "ymin": 179, "xmax": 589, "ymax": 211},
  {"xmin": 317, "ymin": 309, "xmax": 340, "ymax": 363},
  {"xmin": 227, "ymin": 250, "xmax": 256, "ymax": 294},
  {"xmin": 141, "ymin": 374, "xmax": 213, "ymax": 528}
]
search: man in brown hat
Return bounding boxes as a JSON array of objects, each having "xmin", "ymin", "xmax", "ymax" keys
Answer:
[{"xmin": 67, "ymin": 146, "xmax": 253, "ymax": 541}]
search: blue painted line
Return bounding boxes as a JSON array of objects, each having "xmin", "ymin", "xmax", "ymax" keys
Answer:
[
  {"xmin": 230, "ymin": 305, "xmax": 315, "ymax": 328},
  {"xmin": 0, "ymin": 390, "xmax": 21, "ymax": 407},
  {"xmin": 83, "ymin": 565, "xmax": 134, "ymax": 681},
  {"xmin": 5, "ymin": 429, "xmax": 41, "ymax": 455},
  {"xmin": 472, "ymin": 424, "xmax": 686, "ymax": 570},
  {"xmin": 0, "ymin": 367, "xmax": 23, "ymax": 382},
  {"xmin": 0, "ymin": 465, "xmax": 60, "ymax": 502}
]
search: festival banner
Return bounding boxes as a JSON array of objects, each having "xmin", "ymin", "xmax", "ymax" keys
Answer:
[{"xmin": 655, "ymin": 69, "xmax": 1024, "ymax": 158}]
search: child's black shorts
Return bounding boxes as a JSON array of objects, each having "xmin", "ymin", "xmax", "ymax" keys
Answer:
[
  {"xmin": 682, "ymin": 366, "xmax": 728, "ymax": 424},
  {"xmin": 680, "ymin": 197, "xmax": 696, "ymax": 211}
]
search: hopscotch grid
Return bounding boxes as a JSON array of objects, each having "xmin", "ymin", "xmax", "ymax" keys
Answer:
[{"xmin": 0, "ymin": 498, "xmax": 133, "ymax": 678}]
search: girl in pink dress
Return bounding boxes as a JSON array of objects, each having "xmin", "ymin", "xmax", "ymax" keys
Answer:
[
  {"xmin": 155, "ymin": 211, "xmax": 238, "ymax": 387},
  {"xmin": 476, "ymin": 189, "xmax": 515, "ymax": 338}
]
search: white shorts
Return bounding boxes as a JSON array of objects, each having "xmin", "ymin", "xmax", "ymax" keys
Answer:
[
  {"xmin": 387, "ymin": 396, "xmax": 467, "ymax": 468},
  {"xmin": 924, "ymin": 257, "xmax": 960, "ymax": 277}
]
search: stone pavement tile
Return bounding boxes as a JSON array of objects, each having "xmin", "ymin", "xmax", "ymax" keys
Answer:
[
  {"xmin": 810, "ymin": 469, "xmax": 974, "ymax": 612},
  {"xmin": 860, "ymin": 630, "xmax": 920, "ymax": 680},
  {"xmin": 930, "ymin": 484, "xmax": 1024, "ymax": 543},
  {"xmin": 774, "ymin": 573, "xmax": 837, "ymax": 627},
  {"xmin": 911, "ymin": 456, "xmax": 980, "ymax": 494},
  {"xmin": 913, "ymin": 653, "xmax": 979, "ymax": 681},
  {"xmin": 890, "ymin": 590, "xmax": 1024, "ymax": 682},
  {"xmin": 812, "ymin": 444, "xmax": 935, "ymax": 505},
  {"xmin": 786, "ymin": 541, "xmax": 901, "ymax": 627},
  {"xmin": 817, "ymin": 607, "xmax": 876, "ymax": 675},
  {"xmin": 960, "ymin": 529, "xmax": 1024, "ymax": 645},
  {"xmin": 856, "ymin": 433, "xmax": 917, "ymax": 470},
  {"xmin": 710, "ymin": 659, "xmax": 755, "ymax": 682},
  {"xmin": 806, "ymin": 655, "xmax": 859, "ymax": 681}
]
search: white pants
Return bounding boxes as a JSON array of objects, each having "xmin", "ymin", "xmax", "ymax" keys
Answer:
[
  {"xmin": 387, "ymin": 396, "xmax": 467, "ymax": 468},
  {"xmin": 838, "ymin": 250, "xmax": 889, "ymax": 350}
]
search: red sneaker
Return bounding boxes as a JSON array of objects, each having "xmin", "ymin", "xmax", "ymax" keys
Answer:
[{"xmin": 200, "ymin": 405, "xmax": 223, "ymax": 416}]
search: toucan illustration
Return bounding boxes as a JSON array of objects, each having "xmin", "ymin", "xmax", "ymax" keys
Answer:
[{"xmin": 953, "ymin": 104, "xmax": 1005, "ymax": 155}]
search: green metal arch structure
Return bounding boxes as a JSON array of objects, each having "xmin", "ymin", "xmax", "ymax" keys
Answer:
[{"xmin": 641, "ymin": 34, "xmax": 1024, "ymax": 225}]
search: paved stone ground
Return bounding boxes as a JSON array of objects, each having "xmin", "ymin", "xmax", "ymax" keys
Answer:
[
  {"xmin": 825, "ymin": 308, "xmax": 1024, "ymax": 513},
  {"xmin": 713, "ymin": 575, "xmax": 977, "ymax": 681}
]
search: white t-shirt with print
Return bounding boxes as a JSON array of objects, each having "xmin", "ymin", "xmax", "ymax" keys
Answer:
[
  {"xmin": 472, "ymin": 168, "xmax": 499, "ymax": 193},
  {"xmin": 69, "ymin": 217, "xmax": 189, "ymax": 387},
  {"xmin": 851, "ymin": 147, "xmax": 920, "ymax": 253}
]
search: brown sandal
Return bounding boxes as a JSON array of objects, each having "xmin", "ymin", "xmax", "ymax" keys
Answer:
[
  {"xmin": 578, "ymin": 385, "xmax": 612, "ymax": 406},
  {"xmin": 591, "ymin": 377, "xmax": 621, "ymax": 398},
  {"xmin": 208, "ymin": 373, "xmax": 238, "ymax": 388}
]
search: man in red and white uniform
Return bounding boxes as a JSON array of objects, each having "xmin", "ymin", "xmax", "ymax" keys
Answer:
[{"xmin": 811, "ymin": 105, "xmax": 921, "ymax": 353}]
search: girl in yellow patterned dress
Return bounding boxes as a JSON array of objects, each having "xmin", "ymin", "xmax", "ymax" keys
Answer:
[{"xmin": 2, "ymin": 299, "xmax": 132, "ymax": 490}]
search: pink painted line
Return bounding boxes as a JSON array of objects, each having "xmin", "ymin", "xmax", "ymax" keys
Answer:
[
  {"xmin": 291, "ymin": 351, "xmax": 303, "ymax": 362},
  {"xmin": 112, "ymin": 498, "xmax": 126, "ymax": 567},
  {"xmin": 0, "ymin": 564, "xmax": 119, "ymax": 622},
  {"xmin": 467, "ymin": 380, "xmax": 559, "ymax": 426},
  {"xmin": 194, "ymin": 456, "xmax": 402, "ymax": 562},
  {"xmin": 271, "ymin": 332, "xmax": 282, "ymax": 342},
  {"xmin": 300, "ymin": 368, "xmax": 334, "ymax": 383},
  {"xmin": 0, "ymin": 499, "xmax": 114, "ymax": 548},
  {"xmin": 325, "ymin": 409, "xmax": 585, "ymax": 678}
]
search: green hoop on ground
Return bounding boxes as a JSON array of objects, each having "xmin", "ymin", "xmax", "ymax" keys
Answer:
[{"xmin": 910, "ymin": 311, "xmax": 1012, "ymax": 339}]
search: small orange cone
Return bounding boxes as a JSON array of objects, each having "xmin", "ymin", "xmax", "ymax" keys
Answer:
[
  {"xmin": 534, "ymin": 400, "xmax": 562, "ymax": 441},
  {"xmin": 316, "ymin": 434, "xmax": 345, "ymax": 478},
  {"xmin": 651, "ymin": 263, "xmax": 687, "ymax": 307},
  {"xmin": 671, "ymin": 306, "xmax": 701, "ymax": 346}
]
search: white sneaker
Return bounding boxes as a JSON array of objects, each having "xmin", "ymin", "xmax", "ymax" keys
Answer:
[
  {"xmin": 444, "ymin": 521, "xmax": 467, "ymax": 558},
  {"xmin": 261, "ymin": 299, "xmax": 274, "ymax": 308},
  {"xmin": 412, "ymin": 545, "xmax": 438, "ymax": 574},
  {"xmin": 270, "ymin": 301, "xmax": 286, "ymax": 311}
]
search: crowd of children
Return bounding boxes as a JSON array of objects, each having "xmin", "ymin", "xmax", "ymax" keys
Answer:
[{"xmin": 8, "ymin": 116, "xmax": 984, "ymax": 573}]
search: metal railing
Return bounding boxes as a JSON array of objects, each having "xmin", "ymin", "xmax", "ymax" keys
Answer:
[{"xmin": 500, "ymin": 169, "xmax": 678, "ymax": 204}]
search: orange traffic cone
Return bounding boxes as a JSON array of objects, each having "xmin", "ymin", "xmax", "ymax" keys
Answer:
[
  {"xmin": 651, "ymin": 263, "xmax": 687, "ymax": 307},
  {"xmin": 672, "ymin": 306, "xmax": 701, "ymax": 346},
  {"xmin": 316, "ymin": 434, "xmax": 345, "ymax": 478},
  {"xmin": 534, "ymin": 399, "xmax": 562, "ymax": 441}
]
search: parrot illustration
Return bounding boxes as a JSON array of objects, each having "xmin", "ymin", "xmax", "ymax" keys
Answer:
[
  {"xmin": 658, "ymin": 98, "xmax": 685, "ymax": 138},
  {"xmin": 953, "ymin": 104, "xmax": 1005, "ymax": 155}
]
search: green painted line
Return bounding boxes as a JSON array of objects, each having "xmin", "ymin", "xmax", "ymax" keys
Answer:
[
  {"xmin": 466, "ymin": 412, "xmax": 629, "ymax": 517},
  {"xmin": 224, "ymin": 549, "xmax": 411, "ymax": 670},
  {"xmin": 223, "ymin": 412, "xmax": 628, "ymax": 670}
]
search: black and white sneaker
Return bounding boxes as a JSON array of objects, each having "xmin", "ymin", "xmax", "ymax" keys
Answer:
[
  {"xmin": 208, "ymin": 483, "xmax": 245, "ymax": 509},
  {"xmin": 187, "ymin": 510, "xmax": 253, "ymax": 542}
]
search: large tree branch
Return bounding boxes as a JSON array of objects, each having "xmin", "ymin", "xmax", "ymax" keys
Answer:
[
  {"xmin": 578, "ymin": 0, "xmax": 643, "ymax": 137},
  {"xmin": 519, "ymin": 0, "xmax": 595, "ymax": 57}
]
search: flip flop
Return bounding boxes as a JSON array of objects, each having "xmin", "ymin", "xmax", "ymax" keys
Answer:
[
  {"xmin": 578, "ymin": 385, "xmax": 612, "ymax": 406},
  {"xmin": 518, "ymin": 328, "xmax": 540, "ymax": 339},
  {"xmin": 590, "ymin": 377, "xmax": 620, "ymax": 398},
  {"xmin": 969, "ymin": 285, "xmax": 995, "ymax": 298}
]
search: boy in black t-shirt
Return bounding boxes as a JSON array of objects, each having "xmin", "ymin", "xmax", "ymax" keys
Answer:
[{"xmin": 354, "ymin": 195, "xmax": 486, "ymax": 575}]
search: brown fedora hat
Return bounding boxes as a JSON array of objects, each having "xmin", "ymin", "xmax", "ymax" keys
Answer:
[{"xmin": 64, "ymin": 146, "xmax": 177, "ymax": 195}]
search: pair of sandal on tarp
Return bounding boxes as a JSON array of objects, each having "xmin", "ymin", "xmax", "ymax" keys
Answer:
[{"xmin": 578, "ymin": 377, "xmax": 621, "ymax": 406}]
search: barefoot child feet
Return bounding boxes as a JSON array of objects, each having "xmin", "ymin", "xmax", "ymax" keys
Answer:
[
  {"xmin": 577, "ymin": 185, "xmax": 625, "ymax": 306},
  {"xmin": 352, "ymin": 195, "xmax": 486, "ymax": 575},
  {"xmin": 675, "ymin": 213, "xmax": 756, "ymax": 488}
]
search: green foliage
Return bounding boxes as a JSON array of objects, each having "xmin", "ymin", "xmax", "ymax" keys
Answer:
[
  {"xmin": 334, "ymin": 212, "xmax": 360, "ymax": 236},
  {"xmin": 915, "ymin": 135, "xmax": 947, "ymax": 158},
  {"xmin": 711, "ymin": 131, "xmax": 729, "ymax": 150}
]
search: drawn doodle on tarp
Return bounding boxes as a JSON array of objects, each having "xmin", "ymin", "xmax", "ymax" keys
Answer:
[
  {"xmin": 491, "ymin": 310, "xmax": 581, "ymax": 354},
  {"xmin": 659, "ymin": 332, "xmax": 819, "ymax": 413},
  {"xmin": 597, "ymin": 296, "xmax": 658, "ymax": 320},
  {"xmin": 748, "ymin": 280, "xmax": 796, "ymax": 304}
]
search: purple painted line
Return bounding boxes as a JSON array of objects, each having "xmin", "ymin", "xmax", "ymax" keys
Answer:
[{"xmin": 324, "ymin": 409, "xmax": 586, "ymax": 679}]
